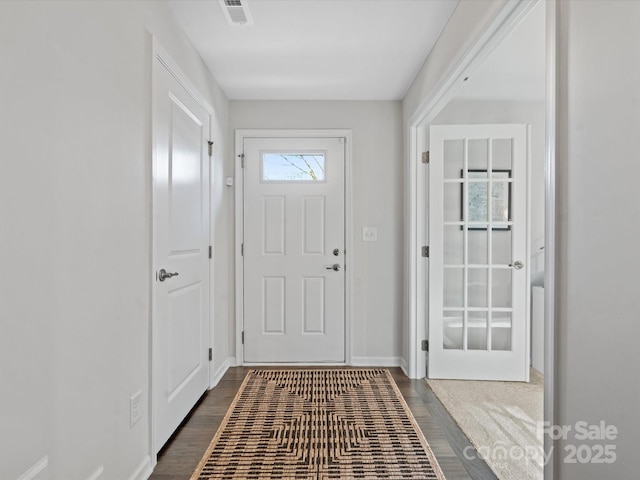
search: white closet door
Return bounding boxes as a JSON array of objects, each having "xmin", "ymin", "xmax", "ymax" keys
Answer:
[{"xmin": 152, "ymin": 55, "xmax": 210, "ymax": 451}]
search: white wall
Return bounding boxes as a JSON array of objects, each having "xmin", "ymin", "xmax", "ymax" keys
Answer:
[
  {"xmin": 0, "ymin": 2, "xmax": 228, "ymax": 479},
  {"xmin": 555, "ymin": 1, "xmax": 640, "ymax": 478},
  {"xmin": 229, "ymin": 101, "xmax": 403, "ymax": 364}
]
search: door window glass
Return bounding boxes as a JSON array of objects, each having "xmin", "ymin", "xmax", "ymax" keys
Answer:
[{"xmin": 262, "ymin": 153, "xmax": 325, "ymax": 181}]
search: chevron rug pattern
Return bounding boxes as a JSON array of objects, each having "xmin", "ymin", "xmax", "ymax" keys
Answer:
[{"xmin": 191, "ymin": 369, "xmax": 445, "ymax": 479}]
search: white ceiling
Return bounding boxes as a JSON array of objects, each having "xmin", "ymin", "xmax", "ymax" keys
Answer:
[
  {"xmin": 168, "ymin": 0, "xmax": 459, "ymax": 100},
  {"xmin": 455, "ymin": 0, "xmax": 546, "ymax": 102}
]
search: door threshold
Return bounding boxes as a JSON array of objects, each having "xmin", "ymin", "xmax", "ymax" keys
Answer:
[{"xmin": 242, "ymin": 362, "xmax": 348, "ymax": 367}]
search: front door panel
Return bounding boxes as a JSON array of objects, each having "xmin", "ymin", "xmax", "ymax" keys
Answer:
[{"xmin": 243, "ymin": 137, "xmax": 345, "ymax": 363}]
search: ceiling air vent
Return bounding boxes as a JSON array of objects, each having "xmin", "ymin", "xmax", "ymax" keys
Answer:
[{"xmin": 218, "ymin": 0, "xmax": 254, "ymax": 26}]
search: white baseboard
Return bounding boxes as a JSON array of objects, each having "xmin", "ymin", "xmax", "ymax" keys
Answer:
[
  {"xmin": 18, "ymin": 456, "xmax": 48, "ymax": 480},
  {"xmin": 351, "ymin": 356, "xmax": 402, "ymax": 367},
  {"xmin": 210, "ymin": 356, "xmax": 236, "ymax": 388},
  {"xmin": 399, "ymin": 357, "xmax": 409, "ymax": 376},
  {"xmin": 129, "ymin": 456, "xmax": 152, "ymax": 480},
  {"xmin": 243, "ymin": 362, "xmax": 346, "ymax": 367}
]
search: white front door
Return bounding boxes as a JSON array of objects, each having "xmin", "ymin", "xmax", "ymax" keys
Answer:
[
  {"xmin": 242, "ymin": 136, "xmax": 345, "ymax": 363},
  {"xmin": 152, "ymin": 54, "xmax": 210, "ymax": 451},
  {"xmin": 428, "ymin": 124, "xmax": 530, "ymax": 381}
]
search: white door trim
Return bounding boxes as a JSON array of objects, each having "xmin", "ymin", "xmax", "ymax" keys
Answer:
[
  {"xmin": 543, "ymin": 3, "xmax": 558, "ymax": 479},
  {"xmin": 150, "ymin": 37, "xmax": 214, "ymax": 460},
  {"xmin": 235, "ymin": 129, "xmax": 353, "ymax": 366},
  {"xmin": 406, "ymin": 0, "xmax": 557, "ymax": 476}
]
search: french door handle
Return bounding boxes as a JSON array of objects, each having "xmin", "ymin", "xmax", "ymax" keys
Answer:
[
  {"xmin": 509, "ymin": 261, "xmax": 525, "ymax": 270},
  {"xmin": 158, "ymin": 268, "xmax": 179, "ymax": 281}
]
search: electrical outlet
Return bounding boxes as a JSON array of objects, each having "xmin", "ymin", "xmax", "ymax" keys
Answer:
[
  {"xmin": 130, "ymin": 390, "xmax": 142, "ymax": 427},
  {"xmin": 362, "ymin": 226, "xmax": 378, "ymax": 242}
]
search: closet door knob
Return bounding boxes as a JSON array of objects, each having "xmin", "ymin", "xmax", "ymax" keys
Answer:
[{"xmin": 158, "ymin": 269, "xmax": 179, "ymax": 281}]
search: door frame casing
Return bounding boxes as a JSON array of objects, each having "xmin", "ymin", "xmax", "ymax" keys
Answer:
[
  {"xmin": 235, "ymin": 129, "xmax": 353, "ymax": 365},
  {"xmin": 150, "ymin": 37, "xmax": 214, "ymax": 460}
]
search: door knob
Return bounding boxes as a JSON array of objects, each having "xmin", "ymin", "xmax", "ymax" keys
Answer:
[
  {"xmin": 509, "ymin": 261, "xmax": 524, "ymax": 270},
  {"xmin": 158, "ymin": 268, "xmax": 179, "ymax": 281},
  {"xmin": 333, "ymin": 248, "xmax": 340, "ymax": 256},
  {"xmin": 325, "ymin": 263, "xmax": 341, "ymax": 272}
]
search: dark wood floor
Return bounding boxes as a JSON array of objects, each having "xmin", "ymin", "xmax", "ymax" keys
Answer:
[{"xmin": 149, "ymin": 367, "xmax": 497, "ymax": 480}]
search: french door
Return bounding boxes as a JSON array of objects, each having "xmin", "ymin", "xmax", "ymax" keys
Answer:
[{"xmin": 428, "ymin": 124, "xmax": 530, "ymax": 381}]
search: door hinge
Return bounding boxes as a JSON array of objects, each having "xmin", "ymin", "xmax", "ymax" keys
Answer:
[
  {"xmin": 208, "ymin": 347, "xmax": 212, "ymax": 361},
  {"xmin": 207, "ymin": 140, "xmax": 214, "ymax": 157},
  {"xmin": 422, "ymin": 246, "xmax": 429, "ymax": 257},
  {"xmin": 241, "ymin": 243, "xmax": 244, "ymax": 256},
  {"xmin": 241, "ymin": 331, "xmax": 245, "ymax": 344},
  {"xmin": 239, "ymin": 153, "xmax": 245, "ymax": 168},
  {"xmin": 209, "ymin": 245, "xmax": 212, "ymax": 259},
  {"xmin": 422, "ymin": 151, "xmax": 430, "ymax": 164},
  {"xmin": 421, "ymin": 340, "xmax": 429, "ymax": 352}
]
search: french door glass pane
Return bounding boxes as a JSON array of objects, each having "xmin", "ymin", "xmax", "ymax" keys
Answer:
[
  {"xmin": 467, "ymin": 180, "xmax": 489, "ymax": 223},
  {"xmin": 492, "ymin": 138, "xmax": 513, "ymax": 170},
  {"xmin": 492, "ymin": 229, "xmax": 512, "ymax": 265},
  {"xmin": 444, "ymin": 182, "xmax": 462, "ymax": 222},
  {"xmin": 468, "ymin": 311, "xmax": 488, "ymax": 350},
  {"xmin": 492, "ymin": 312, "xmax": 512, "ymax": 351},
  {"xmin": 444, "ymin": 139, "xmax": 464, "ymax": 179},
  {"xmin": 468, "ymin": 268, "xmax": 488, "ymax": 308},
  {"xmin": 492, "ymin": 268, "xmax": 512, "ymax": 308},
  {"xmin": 444, "ymin": 226, "xmax": 464, "ymax": 265},
  {"xmin": 444, "ymin": 312, "xmax": 463, "ymax": 350},
  {"xmin": 468, "ymin": 229, "xmax": 488, "ymax": 265},
  {"xmin": 491, "ymin": 181, "xmax": 510, "ymax": 222},
  {"xmin": 444, "ymin": 268, "xmax": 464, "ymax": 308},
  {"xmin": 468, "ymin": 139, "xmax": 488, "ymax": 170}
]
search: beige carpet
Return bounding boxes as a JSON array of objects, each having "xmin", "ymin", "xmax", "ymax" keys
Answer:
[
  {"xmin": 192, "ymin": 369, "xmax": 445, "ymax": 479},
  {"xmin": 426, "ymin": 370, "xmax": 543, "ymax": 480}
]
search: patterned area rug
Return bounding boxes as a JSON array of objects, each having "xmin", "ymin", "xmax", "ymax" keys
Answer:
[{"xmin": 191, "ymin": 369, "xmax": 445, "ymax": 480}]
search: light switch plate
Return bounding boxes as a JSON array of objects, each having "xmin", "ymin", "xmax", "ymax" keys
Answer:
[{"xmin": 362, "ymin": 227, "xmax": 378, "ymax": 242}]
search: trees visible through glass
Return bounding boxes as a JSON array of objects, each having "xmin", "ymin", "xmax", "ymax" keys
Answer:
[{"xmin": 263, "ymin": 153, "xmax": 325, "ymax": 181}]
